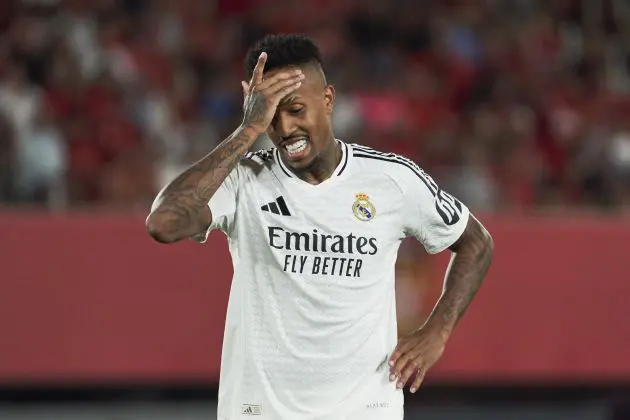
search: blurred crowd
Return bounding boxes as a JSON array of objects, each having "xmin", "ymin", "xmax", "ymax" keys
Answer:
[{"xmin": 1, "ymin": 0, "xmax": 630, "ymax": 212}]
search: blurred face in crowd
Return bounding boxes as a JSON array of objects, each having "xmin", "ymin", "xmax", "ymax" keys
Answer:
[{"xmin": 264, "ymin": 63, "xmax": 336, "ymax": 173}]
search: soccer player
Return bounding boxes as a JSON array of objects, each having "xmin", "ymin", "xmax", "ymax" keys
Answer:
[{"xmin": 146, "ymin": 34, "xmax": 494, "ymax": 420}]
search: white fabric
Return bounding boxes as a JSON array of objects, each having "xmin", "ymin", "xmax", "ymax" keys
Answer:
[{"xmin": 201, "ymin": 141, "xmax": 469, "ymax": 420}]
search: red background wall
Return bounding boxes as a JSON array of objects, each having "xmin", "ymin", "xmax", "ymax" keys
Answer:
[{"xmin": 0, "ymin": 212, "xmax": 629, "ymax": 385}]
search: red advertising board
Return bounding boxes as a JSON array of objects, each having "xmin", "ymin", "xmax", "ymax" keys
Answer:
[{"xmin": 0, "ymin": 211, "xmax": 629, "ymax": 384}]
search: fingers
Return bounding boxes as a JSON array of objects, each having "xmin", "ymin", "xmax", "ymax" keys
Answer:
[
  {"xmin": 255, "ymin": 69, "xmax": 304, "ymax": 92},
  {"xmin": 409, "ymin": 368, "xmax": 426, "ymax": 394},
  {"xmin": 391, "ymin": 353, "xmax": 426, "ymax": 392},
  {"xmin": 250, "ymin": 52, "xmax": 267, "ymax": 86},
  {"xmin": 241, "ymin": 81, "xmax": 250, "ymax": 110},
  {"xmin": 397, "ymin": 359, "xmax": 420, "ymax": 390},
  {"xmin": 388, "ymin": 348, "xmax": 402, "ymax": 369},
  {"xmin": 239, "ymin": 69, "xmax": 303, "ymax": 133},
  {"xmin": 248, "ymin": 72, "xmax": 303, "ymax": 108},
  {"xmin": 388, "ymin": 339, "xmax": 413, "ymax": 379},
  {"xmin": 390, "ymin": 350, "xmax": 412, "ymax": 384},
  {"xmin": 266, "ymin": 76, "xmax": 304, "ymax": 99},
  {"xmin": 244, "ymin": 69, "xmax": 303, "ymax": 108},
  {"xmin": 389, "ymin": 340, "xmax": 425, "ymax": 392}
]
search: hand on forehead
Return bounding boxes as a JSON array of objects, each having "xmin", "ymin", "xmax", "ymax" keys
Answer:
[{"xmin": 264, "ymin": 64, "xmax": 325, "ymax": 90}]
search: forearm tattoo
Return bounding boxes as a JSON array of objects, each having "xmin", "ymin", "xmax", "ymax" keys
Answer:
[
  {"xmin": 430, "ymin": 216, "xmax": 494, "ymax": 332},
  {"xmin": 150, "ymin": 127, "xmax": 257, "ymax": 241}
]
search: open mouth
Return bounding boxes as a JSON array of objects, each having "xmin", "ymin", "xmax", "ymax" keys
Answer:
[{"xmin": 281, "ymin": 137, "xmax": 310, "ymax": 161}]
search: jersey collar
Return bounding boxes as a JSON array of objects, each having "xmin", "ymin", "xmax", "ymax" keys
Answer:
[{"xmin": 275, "ymin": 139, "xmax": 349, "ymax": 179}]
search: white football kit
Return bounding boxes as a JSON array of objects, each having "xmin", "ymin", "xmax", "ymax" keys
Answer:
[{"xmin": 198, "ymin": 140, "xmax": 470, "ymax": 420}]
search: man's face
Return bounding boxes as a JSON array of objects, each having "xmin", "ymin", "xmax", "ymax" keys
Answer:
[{"xmin": 264, "ymin": 65, "xmax": 335, "ymax": 171}]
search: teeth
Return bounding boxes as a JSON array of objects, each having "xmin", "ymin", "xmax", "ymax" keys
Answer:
[{"xmin": 285, "ymin": 139, "xmax": 307, "ymax": 154}]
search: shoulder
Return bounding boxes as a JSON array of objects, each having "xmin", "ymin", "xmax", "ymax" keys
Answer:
[
  {"xmin": 220, "ymin": 147, "xmax": 277, "ymax": 189},
  {"xmin": 243, "ymin": 147, "xmax": 276, "ymax": 165},
  {"xmin": 349, "ymin": 143, "xmax": 431, "ymax": 189},
  {"xmin": 237, "ymin": 147, "xmax": 277, "ymax": 175}
]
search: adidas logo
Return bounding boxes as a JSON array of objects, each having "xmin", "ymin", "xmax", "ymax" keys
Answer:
[
  {"xmin": 261, "ymin": 196, "xmax": 291, "ymax": 216},
  {"xmin": 241, "ymin": 404, "xmax": 262, "ymax": 415}
]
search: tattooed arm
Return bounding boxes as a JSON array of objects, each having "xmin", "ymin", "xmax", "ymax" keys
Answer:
[
  {"xmin": 146, "ymin": 127, "xmax": 260, "ymax": 243},
  {"xmin": 428, "ymin": 214, "xmax": 494, "ymax": 336},
  {"xmin": 389, "ymin": 214, "xmax": 493, "ymax": 393},
  {"xmin": 146, "ymin": 52, "xmax": 305, "ymax": 243}
]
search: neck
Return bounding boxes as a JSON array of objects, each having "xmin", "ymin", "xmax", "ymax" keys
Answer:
[{"xmin": 295, "ymin": 138, "xmax": 341, "ymax": 185}]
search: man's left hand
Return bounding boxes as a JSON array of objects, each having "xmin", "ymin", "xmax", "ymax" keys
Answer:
[{"xmin": 388, "ymin": 324, "xmax": 449, "ymax": 393}]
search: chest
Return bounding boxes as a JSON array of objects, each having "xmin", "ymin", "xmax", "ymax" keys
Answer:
[{"xmin": 238, "ymin": 174, "xmax": 404, "ymax": 244}]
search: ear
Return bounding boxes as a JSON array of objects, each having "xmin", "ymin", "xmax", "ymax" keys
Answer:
[{"xmin": 324, "ymin": 84, "xmax": 335, "ymax": 115}]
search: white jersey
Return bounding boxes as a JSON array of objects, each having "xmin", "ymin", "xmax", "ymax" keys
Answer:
[{"xmin": 198, "ymin": 141, "xmax": 469, "ymax": 420}]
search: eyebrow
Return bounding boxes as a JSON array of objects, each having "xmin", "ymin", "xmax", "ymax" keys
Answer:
[{"xmin": 279, "ymin": 95, "xmax": 302, "ymax": 106}]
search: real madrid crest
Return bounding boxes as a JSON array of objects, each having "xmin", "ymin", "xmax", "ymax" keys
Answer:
[{"xmin": 352, "ymin": 193, "xmax": 376, "ymax": 222}]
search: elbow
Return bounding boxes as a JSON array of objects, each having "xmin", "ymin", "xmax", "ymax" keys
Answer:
[{"xmin": 145, "ymin": 213, "xmax": 179, "ymax": 244}]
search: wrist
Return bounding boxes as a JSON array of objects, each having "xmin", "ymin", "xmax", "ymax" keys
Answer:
[
  {"xmin": 421, "ymin": 315, "xmax": 453, "ymax": 343},
  {"xmin": 238, "ymin": 123, "xmax": 266, "ymax": 139}
]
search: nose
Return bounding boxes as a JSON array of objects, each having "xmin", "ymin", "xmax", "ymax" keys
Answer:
[{"xmin": 271, "ymin": 113, "xmax": 296, "ymax": 138}]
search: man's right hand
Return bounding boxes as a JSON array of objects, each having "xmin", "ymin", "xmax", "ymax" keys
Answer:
[{"xmin": 241, "ymin": 52, "xmax": 305, "ymax": 135}]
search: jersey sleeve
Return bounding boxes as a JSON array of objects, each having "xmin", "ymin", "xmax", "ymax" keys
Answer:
[
  {"xmin": 190, "ymin": 164, "xmax": 241, "ymax": 243},
  {"xmin": 399, "ymin": 163, "xmax": 470, "ymax": 254}
]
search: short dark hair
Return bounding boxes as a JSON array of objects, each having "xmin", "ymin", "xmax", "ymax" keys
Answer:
[{"xmin": 244, "ymin": 34, "xmax": 324, "ymax": 80}]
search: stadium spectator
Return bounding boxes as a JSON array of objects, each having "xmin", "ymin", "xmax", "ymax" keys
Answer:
[{"xmin": 0, "ymin": 0, "xmax": 629, "ymax": 212}]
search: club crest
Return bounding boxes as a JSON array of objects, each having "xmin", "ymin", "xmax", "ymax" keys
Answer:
[{"xmin": 352, "ymin": 193, "xmax": 376, "ymax": 222}]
